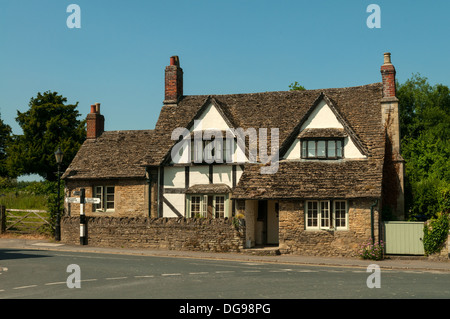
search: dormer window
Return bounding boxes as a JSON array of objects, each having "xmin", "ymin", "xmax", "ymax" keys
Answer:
[{"xmin": 301, "ymin": 138, "xmax": 343, "ymax": 159}]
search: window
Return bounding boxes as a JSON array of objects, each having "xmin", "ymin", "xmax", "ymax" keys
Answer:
[
  {"xmin": 334, "ymin": 200, "xmax": 347, "ymax": 229},
  {"xmin": 305, "ymin": 200, "xmax": 347, "ymax": 230},
  {"xmin": 188, "ymin": 194, "xmax": 229, "ymax": 218},
  {"xmin": 214, "ymin": 196, "xmax": 225, "ymax": 218},
  {"xmin": 190, "ymin": 195, "xmax": 202, "ymax": 217},
  {"xmin": 93, "ymin": 186, "xmax": 115, "ymax": 212},
  {"xmin": 190, "ymin": 137, "xmax": 235, "ymax": 163},
  {"xmin": 301, "ymin": 139, "xmax": 343, "ymax": 159}
]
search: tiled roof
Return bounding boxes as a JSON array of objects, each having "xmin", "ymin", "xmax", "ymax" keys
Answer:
[
  {"xmin": 64, "ymin": 82, "xmax": 386, "ymax": 199},
  {"xmin": 62, "ymin": 130, "xmax": 154, "ymax": 180}
]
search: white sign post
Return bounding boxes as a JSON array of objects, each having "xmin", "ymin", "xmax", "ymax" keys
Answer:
[{"xmin": 66, "ymin": 189, "xmax": 100, "ymax": 245}]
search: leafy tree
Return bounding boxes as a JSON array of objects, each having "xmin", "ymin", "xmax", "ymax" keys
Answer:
[
  {"xmin": 0, "ymin": 114, "xmax": 12, "ymax": 177},
  {"xmin": 289, "ymin": 81, "xmax": 306, "ymax": 91},
  {"xmin": 7, "ymin": 91, "xmax": 86, "ymax": 181},
  {"xmin": 397, "ymin": 74, "xmax": 450, "ymax": 219}
]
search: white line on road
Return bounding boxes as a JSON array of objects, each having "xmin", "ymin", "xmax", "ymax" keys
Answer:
[
  {"xmin": 161, "ymin": 273, "xmax": 181, "ymax": 276},
  {"xmin": 13, "ymin": 285, "xmax": 37, "ymax": 290},
  {"xmin": 189, "ymin": 272, "xmax": 209, "ymax": 275},
  {"xmin": 45, "ymin": 282, "xmax": 66, "ymax": 286},
  {"xmin": 105, "ymin": 277, "xmax": 128, "ymax": 280},
  {"xmin": 134, "ymin": 275, "xmax": 154, "ymax": 278}
]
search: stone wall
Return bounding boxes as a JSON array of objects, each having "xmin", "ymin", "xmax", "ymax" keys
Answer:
[
  {"xmin": 278, "ymin": 199, "xmax": 380, "ymax": 257},
  {"xmin": 61, "ymin": 216, "xmax": 245, "ymax": 253}
]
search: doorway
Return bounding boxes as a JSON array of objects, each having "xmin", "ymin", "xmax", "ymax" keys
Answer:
[{"xmin": 256, "ymin": 200, "xmax": 279, "ymax": 246}]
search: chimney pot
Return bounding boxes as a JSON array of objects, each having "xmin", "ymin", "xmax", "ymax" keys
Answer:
[
  {"xmin": 86, "ymin": 104, "xmax": 105, "ymax": 139},
  {"xmin": 381, "ymin": 52, "xmax": 396, "ymax": 99},
  {"xmin": 383, "ymin": 52, "xmax": 392, "ymax": 65}
]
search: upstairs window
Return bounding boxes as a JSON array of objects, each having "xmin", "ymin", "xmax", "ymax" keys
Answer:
[
  {"xmin": 301, "ymin": 139, "xmax": 343, "ymax": 159},
  {"xmin": 191, "ymin": 137, "xmax": 235, "ymax": 163}
]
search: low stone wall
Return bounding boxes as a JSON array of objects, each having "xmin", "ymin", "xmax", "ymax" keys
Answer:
[{"xmin": 61, "ymin": 216, "xmax": 245, "ymax": 252}]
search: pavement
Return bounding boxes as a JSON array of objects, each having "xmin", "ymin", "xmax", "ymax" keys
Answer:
[{"xmin": 1, "ymin": 237, "xmax": 450, "ymax": 272}]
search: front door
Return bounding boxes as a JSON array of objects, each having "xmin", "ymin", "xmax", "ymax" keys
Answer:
[{"xmin": 256, "ymin": 200, "xmax": 267, "ymax": 245}]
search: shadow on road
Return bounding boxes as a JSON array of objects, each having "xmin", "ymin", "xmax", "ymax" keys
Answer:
[{"xmin": 0, "ymin": 249, "xmax": 51, "ymax": 261}]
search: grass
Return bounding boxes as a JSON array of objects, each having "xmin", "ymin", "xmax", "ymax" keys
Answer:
[
  {"xmin": 0, "ymin": 180, "xmax": 53, "ymax": 235},
  {"xmin": 0, "ymin": 191, "xmax": 48, "ymax": 210}
]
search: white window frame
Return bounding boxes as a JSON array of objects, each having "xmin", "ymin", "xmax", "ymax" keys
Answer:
[
  {"xmin": 187, "ymin": 194, "xmax": 230, "ymax": 218},
  {"xmin": 93, "ymin": 186, "xmax": 115, "ymax": 212},
  {"xmin": 334, "ymin": 200, "xmax": 348, "ymax": 230},
  {"xmin": 305, "ymin": 200, "xmax": 347, "ymax": 230}
]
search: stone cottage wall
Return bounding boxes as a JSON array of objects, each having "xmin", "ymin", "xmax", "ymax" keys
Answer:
[
  {"xmin": 61, "ymin": 216, "xmax": 245, "ymax": 253},
  {"xmin": 278, "ymin": 199, "xmax": 380, "ymax": 257},
  {"xmin": 65, "ymin": 179, "xmax": 148, "ymax": 217}
]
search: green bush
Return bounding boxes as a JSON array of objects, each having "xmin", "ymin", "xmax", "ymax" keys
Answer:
[
  {"xmin": 423, "ymin": 212, "xmax": 450, "ymax": 255},
  {"xmin": 358, "ymin": 239, "xmax": 384, "ymax": 260}
]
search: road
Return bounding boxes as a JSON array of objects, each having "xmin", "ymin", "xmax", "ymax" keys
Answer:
[{"xmin": 1, "ymin": 248, "xmax": 449, "ymax": 302}]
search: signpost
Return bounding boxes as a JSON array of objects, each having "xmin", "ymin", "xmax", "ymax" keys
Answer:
[{"xmin": 65, "ymin": 188, "xmax": 100, "ymax": 245}]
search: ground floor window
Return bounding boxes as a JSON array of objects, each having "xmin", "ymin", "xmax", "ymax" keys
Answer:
[
  {"xmin": 93, "ymin": 186, "xmax": 115, "ymax": 212},
  {"xmin": 305, "ymin": 200, "xmax": 347, "ymax": 230},
  {"xmin": 187, "ymin": 194, "xmax": 230, "ymax": 218}
]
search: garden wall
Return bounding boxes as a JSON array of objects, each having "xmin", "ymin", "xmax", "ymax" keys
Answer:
[{"xmin": 61, "ymin": 216, "xmax": 245, "ymax": 252}]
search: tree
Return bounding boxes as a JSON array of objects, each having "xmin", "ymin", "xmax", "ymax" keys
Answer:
[
  {"xmin": 7, "ymin": 91, "xmax": 86, "ymax": 181},
  {"xmin": 397, "ymin": 74, "xmax": 450, "ymax": 219},
  {"xmin": 289, "ymin": 81, "xmax": 306, "ymax": 91},
  {"xmin": 0, "ymin": 114, "xmax": 12, "ymax": 177}
]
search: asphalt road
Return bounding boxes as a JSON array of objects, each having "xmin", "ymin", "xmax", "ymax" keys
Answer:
[{"xmin": 1, "ymin": 248, "xmax": 449, "ymax": 301}]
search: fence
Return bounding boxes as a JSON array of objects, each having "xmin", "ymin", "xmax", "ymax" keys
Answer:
[{"xmin": 0, "ymin": 206, "xmax": 50, "ymax": 234}]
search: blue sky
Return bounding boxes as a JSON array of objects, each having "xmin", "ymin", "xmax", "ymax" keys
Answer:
[{"xmin": 0, "ymin": 0, "xmax": 449, "ymax": 137}]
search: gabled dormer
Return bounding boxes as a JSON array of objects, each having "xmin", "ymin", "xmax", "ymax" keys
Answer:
[
  {"xmin": 282, "ymin": 93, "xmax": 367, "ymax": 160},
  {"xmin": 165, "ymin": 96, "xmax": 247, "ymax": 165}
]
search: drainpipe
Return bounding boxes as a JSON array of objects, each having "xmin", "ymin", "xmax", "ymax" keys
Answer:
[
  {"xmin": 146, "ymin": 167, "xmax": 151, "ymax": 218},
  {"xmin": 370, "ymin": 199, "xmax": 379, "ymax": 244}
]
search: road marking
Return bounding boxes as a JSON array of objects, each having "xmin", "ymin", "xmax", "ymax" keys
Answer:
[
  {"xmin": 13, "ymin": 285, "xmax": 37, "ymax": 290},
  {"xmin": 80, "ymin": 278, "xmax": 98, "ymax": 282},
  {"xmin": 134, "ymin": 275, "xmax": 154, "ymax": 278},
  {"xmin": 161, "ymin": 273, "xmax": 181, "ymax": 276},
  {"xmin": 31, "ymin": 243, "xmax": 64, "ymax": 247},
  {"xmin": 45, "ymin": 282, "xmax": 66, "ymax": 286},
  {"xmin": 189, "ymin": 272, "xmax": 209, "ymax": 275},
  {"xmin": 215, "ymin": 270, "xmax": 235, "ymax": 274},
  {"xmin": 106, "ymin": 277, "xmax": 128, "ymax": 280},
  {"xmin": 242, "ymin": 270, "xmax": 261, "ymax": 273}
]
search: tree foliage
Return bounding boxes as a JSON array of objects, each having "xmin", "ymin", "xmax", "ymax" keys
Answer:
[
  {"xmin": 7, "ymin": 91, "xmax": 86, "ymax": 181},
  {"xmin": 289, "ymin": 81, "xmax": 306, "ymax": 91},
  {"xmin": 397, "ymin": 74, "xmax": 450, "ymax": 219},
  {"xmin": 0, "ymin": 114, "xmax": 12, "ymax": 177}
]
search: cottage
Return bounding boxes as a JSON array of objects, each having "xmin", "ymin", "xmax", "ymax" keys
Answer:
[{"xmin": 62, "ymin": 53, "xmax": 404, "ymax": 256}]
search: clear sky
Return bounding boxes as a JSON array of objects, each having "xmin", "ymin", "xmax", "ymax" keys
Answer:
[{"xmin": 1, "ymin": 0, "xmax": 449, "ymax": 137}]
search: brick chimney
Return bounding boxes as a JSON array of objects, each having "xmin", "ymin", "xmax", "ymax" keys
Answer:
[
  {"xmin": 86, "ymin": 103, "xmax": 104, "ymax": 139},
  {"xmin": 164, "ymin": 56, "xmax": 183, "ymax": 104},
  {"xmin": 380, "ymin": 52, "xmax": 404, "ymax": 220},
  {"xmin": 380, "ymin": 52, "xmax": 396, "ymax": 99}
]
